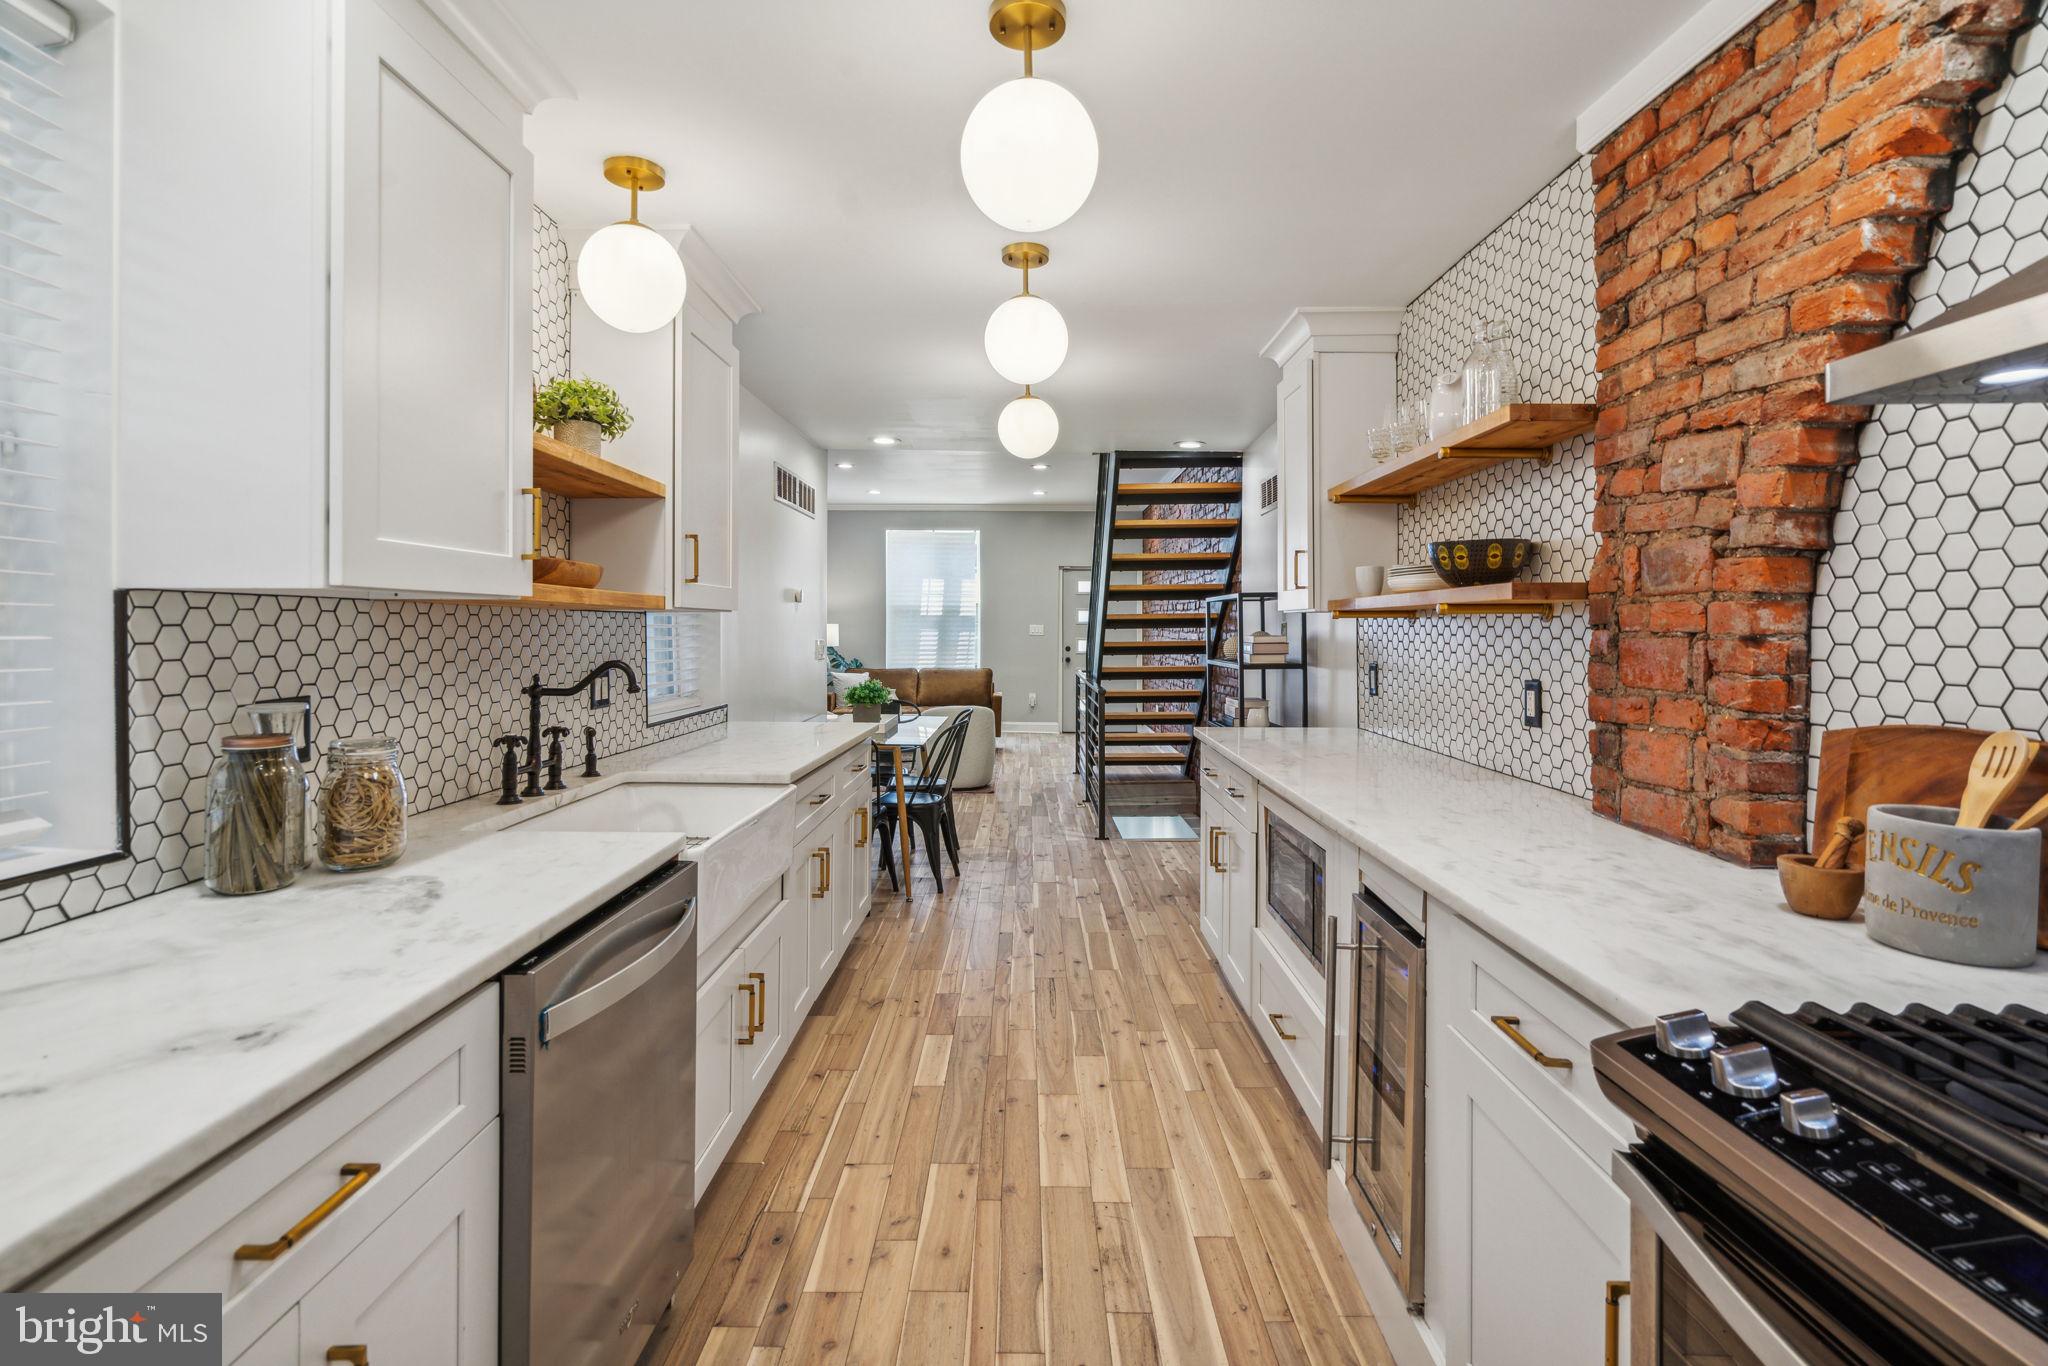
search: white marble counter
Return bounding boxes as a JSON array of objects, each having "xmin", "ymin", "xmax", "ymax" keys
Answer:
[
  {"xmin": 0, "ymin": 718, "xmax": 879, "ymax": 1288},
  {"xmin": 1196, "ymin": 728, "xmax": 2048, "ymax": 1023}
]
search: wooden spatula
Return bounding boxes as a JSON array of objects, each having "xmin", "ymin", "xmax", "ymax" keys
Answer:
[
  {"xmin": 2008, "ymin": 791, "xmax": 2048, "ymax": 831},
  {"xmin": 1956, "ymin": 730, "xmax": 2038, "ymax": 828}
]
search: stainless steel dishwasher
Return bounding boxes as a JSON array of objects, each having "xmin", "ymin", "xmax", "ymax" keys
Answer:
[{"xmin": 501, "ymin": 858, "xmax": 697, "ymax": 1366}]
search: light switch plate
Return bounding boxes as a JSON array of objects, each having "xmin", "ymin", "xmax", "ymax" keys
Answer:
[{"xmin": 1028, "ymin": 624, "xmax": 1046, "ymax": 636}]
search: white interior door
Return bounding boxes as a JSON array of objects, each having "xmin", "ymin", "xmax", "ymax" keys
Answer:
[
  {"xmin": 332, "ymin": 0, "xmax": 531, "ymax": 595},
  {"xmin": 1059, "ymin": 565, "xmax": 1091, "ymax": 733}
]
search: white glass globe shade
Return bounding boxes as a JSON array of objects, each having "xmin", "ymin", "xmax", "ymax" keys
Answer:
[
  {"xmin": 960, "ymin": 77, "xmax": 1099, "ymax": 232},
  {"xmin": 998, "ymin": 394, "xmax": 1059, "ymax": 459},
  {"xmin": 984, "ymin": 293, "xmax": 1068, "ymax": 386},
  {"xmin": 576, "ymin": 221, "xmax": 688, "ymax": 334}
]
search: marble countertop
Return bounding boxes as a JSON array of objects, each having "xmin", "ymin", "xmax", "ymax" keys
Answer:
[
  {"xmin": 0, "ymin": 718, "xmax": 879, "ymax": 1288},
  {"xmin": 1195, "ymin": 728, "xmax": 2047, "ymax": 1023}
]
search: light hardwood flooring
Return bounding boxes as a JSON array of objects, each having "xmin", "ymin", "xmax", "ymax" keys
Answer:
[{"xmin": 660, "ymin": 735, "xmax": 1396, "ymax": 1366}]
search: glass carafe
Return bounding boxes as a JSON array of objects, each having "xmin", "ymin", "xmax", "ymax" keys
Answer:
[{"xmin": 1460, "ymin": 320, "xmax": 1522, "ymax": 425}]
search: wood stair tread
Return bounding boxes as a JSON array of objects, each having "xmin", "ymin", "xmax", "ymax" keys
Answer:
[
  {"xmin": 1101, "ymin": 687, "xmax": 1203, "ymax": 700},
  {"xmin": 1104, "ymin": 582, "xmax": 1231, "ymax": 597},
  {"xmin": 1101, "ymin": 730, "xmax": 1195, "ymax": 743},
  {"xmin": 1112, "ymin": 482, "xmax": 1242, "ymax": 503},
  {"xmin": 1099, "ymin": 639, "xmax": 1204, "ymax": 652},
  {"xmin": 1113, "ymin": 518, "xmax": 1240, "ymax": 534},
  {"xmin": 1102, "ymin": 710, "xmax": 1198, "ymax": 722},
  {"xmin": 1103, "ymin": 752, "xmax": 1191, "ymax": 765},
  {"xmin": 1110, "ymin": 552, "xmax": 1233, "ymax": 566},
  {"xmin": 1102, "ymin": 612, "xmax": 1207, "ymax": 627},
  {"xmin": 1100, "ymin": 664, "xmax": 1206, "ymax": 676}
]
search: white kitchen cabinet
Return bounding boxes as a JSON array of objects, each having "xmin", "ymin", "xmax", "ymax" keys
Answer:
[
  {"xmin": 836, "ymin": 798, "xmax": 871, "ymax": 952},
  {"xmin": 1261, "ymin": 309, "xmax": 1403, "ymax": 613},
  {"xmin": 297, "ymin": 1121, "xmax": 500, "ymax": 1366},
  {"xmin": 1431, "ymin": 1025, "xmax": 1630, "ymax": 1366},
  {"xmin": 1197, "ymin": 794, "xmax": 1255, "ymax": 1004},
  {"xmin": 228, "ymin": 1307, "xmax": 298, "ymax": 1366},
  {"xmin": 673, "ymin": 297, "xmax": 741, "ymax": 610},
  {"xmin": 738, "ymin": 894, "xmax": 796, "ymax": 1105},
  {"xmin": 695, "ymin": 945, "xmax": 750, "ymax": 1195},
  {"xmin": 115, "ymin": 0, "xmax": 543, "ymax": 595}
]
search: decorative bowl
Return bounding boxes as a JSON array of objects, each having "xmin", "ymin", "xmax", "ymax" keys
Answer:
[
  {"xmin": 1775, "ymin": 853, "xmax": 1864, "ymax": 921},
  {"xmin": 1426, "ymin": 538, "xmax": 1534, "ymax": 587}
]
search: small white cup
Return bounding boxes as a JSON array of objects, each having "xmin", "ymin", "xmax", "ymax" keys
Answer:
[{"xmin": 1354, "ymin": 565, "xmax": 1385, "ymax": 597}]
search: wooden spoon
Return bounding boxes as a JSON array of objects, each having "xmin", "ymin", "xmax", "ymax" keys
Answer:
[
  {"xmin": 1813, "ymin": 816, "xmax": 1863, "ymax": 869},
  {"xmin": 2008, "ymin": 791, "xmax": 2048, "ymax": 832},
  {"xmin": 1957, "ymin": 730, "xmax": 2039, "ymax": 828}
]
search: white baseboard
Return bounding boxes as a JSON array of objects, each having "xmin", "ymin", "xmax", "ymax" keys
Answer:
[{"xmin": 1002, "ymin": 721, "xmax": 1059, "ymax": 735}]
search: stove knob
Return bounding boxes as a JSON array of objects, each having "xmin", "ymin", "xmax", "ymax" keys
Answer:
[
  {"xmin": 1654, "ymin": 1009, "xmax": 1716, "ymax": 1059},
  {"xmin": 1778, "ymin": 1088, "xmax": 1842, "ymax": 1142},
  {"xmin": 1709, "ymin": 1042, "xmax": 1780, "ymax": 1098}
]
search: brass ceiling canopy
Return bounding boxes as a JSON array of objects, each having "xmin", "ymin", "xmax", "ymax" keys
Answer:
[
  {"xmin": 989, "ymin": 0, "xmax": 1067, "ymax": 52},
  {"xmin": 1000, "ymin": 241, "xmax": 1050, "ymax": 271},
  {"xmin": 602, "ymin": 155, "xmax": 666, "ymax": 193}
]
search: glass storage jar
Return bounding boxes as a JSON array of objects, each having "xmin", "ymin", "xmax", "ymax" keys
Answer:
[
  {"xmin": 204, "ymin": 734, "xmax": 304, "ymax": 895},
  {"xmin": 1460, "ymin": 319, "xmax": 1522, "ymax": 424},
  {"xmin": 235, "ymin": 699, "xmax": 313, "ymax": 868},
  {"xmin": 319, "ymin": 736, "xmax": 408, "ymax": 872}
]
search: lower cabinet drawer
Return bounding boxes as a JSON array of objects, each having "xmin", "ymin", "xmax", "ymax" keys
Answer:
[
  {"xmin": 1434, "ymin": 909, "xmax": 1630, "ymax": 1163},
  {"xmin": 1249, "ymin": 929, "xmax": 1324, "ymax": 1123},
  {"xmin": 791, "ymin": 763, "xmax": 840, "ymax": 842},
  {"xmin": 43, "ymin": 985, "xmax": 500, "ymax": 1363},
  {"xmin": 834, "ymin": 747, "xmax": 872, "ymax": 800}
]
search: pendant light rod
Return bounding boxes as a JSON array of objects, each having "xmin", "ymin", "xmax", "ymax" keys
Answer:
[
  {"xmin": 602, "ymin": 155, "xmax": 666, "ymax": 225},
  {"xmin": 1000, "ymin": 241, "xmax": 1050, "ymax": 295},
  {"xmin": 989, "ymin": 0, "xmax": 1067, "ymax": 74}
]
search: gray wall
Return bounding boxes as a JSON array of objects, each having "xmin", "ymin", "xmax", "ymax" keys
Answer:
[
  {"xmin": 827, "ymin": 508, "xmax": 1095, "ymax": 732},
  {"xmin": 723, "ymin": 387, "xmax": 828, "ymax": 721}
]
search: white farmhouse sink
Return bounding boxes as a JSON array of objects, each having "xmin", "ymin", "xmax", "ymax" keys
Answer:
[{"xmin": 503, "ymin": 781, "xmax": 794, "ymax": 948}]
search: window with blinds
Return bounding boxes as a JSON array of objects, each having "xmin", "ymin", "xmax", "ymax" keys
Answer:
[
  {"xmin": 0, "ymin": 0, "xmax": 118, "ymax": 888},
  {"xmin": 885, "ymin": 529, "xmax": 981, "ymax": 669},
  {"xmin": 644, "ymin": 609, "xmax": 723, "ymax": 722}
]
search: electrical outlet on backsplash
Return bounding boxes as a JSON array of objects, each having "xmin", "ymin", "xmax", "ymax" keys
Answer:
[
  {"xmin": 1355, "ymin": 156, "xmax": 1596, "ymax": 798},
  {"xmin": 0, "ymin": 591, "xmax": 727, "ymax": 941}
]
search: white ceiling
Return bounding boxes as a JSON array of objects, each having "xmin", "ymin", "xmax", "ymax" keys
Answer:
[{"xmin": 511, "ymin": 0, "xmax": 1702, "ymax": 507}]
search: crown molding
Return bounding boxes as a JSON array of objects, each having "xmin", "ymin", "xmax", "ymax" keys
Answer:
[
  {"xmin": 418, "ymin": 0, "xmax": 574, "ymax": 112},
  {"xmin": 1259, "ymin": 307, "xmax": 1406, "ymax": 367},
  {"xmin": 674, "ymin": 226, "xmax": 761, "ymax": 327}
]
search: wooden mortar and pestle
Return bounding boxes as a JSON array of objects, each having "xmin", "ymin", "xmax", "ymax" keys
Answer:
[{"xmin": 1777, "ymin": 816, "xmax": 1866, "ymax": 920}]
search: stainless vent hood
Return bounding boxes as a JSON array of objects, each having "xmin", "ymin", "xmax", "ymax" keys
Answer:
[{"xmin": 1825, "ymin": 254, "xmax": 2048, "ymax": 404}]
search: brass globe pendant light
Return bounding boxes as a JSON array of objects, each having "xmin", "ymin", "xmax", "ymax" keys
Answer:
[
  {"xmin": 576, "ymin": 155, "xmax": 689, "ymax": 334},
  {"xmin": 998, "ymin": 387, "xmax": 1059, "ymax": 459},
  {"xmin": 984, "ymin": 241, "xmax": 1067, "ymax": 387},
  {"xmin": 960, "ymin": 0, "xmax": 1098, "ymax": 233}
]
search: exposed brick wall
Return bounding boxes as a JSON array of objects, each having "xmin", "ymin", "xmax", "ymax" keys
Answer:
[
  {"xmin": 1140, "ymin": 466, "xmax": 1241, "ymax": 723},
  {"xmin": 1588, "ymin": 0, "xmax": 2032, "ymax": 863}
]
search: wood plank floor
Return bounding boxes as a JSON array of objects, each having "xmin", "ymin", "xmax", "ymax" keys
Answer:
[{"xmin": 660, "ymin": 735, "xmax": 1396, "ymax": 1366}]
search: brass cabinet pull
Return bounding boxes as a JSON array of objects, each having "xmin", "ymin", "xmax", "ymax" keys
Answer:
[
  {"xmin": 234, "ymin": 1163, "xmax": 381, "ymax": 1259},
  {"xmin": 1226, "ymin": 787, "xmax": 1245, "ymax": 799},
  {"xmin": 1491, "ymin": 1015, "xmax": 1573, "ymax": 1070},
  {"xmin": 822, "ymin": 846, "xmax": 833, "ymax": 892},
  {"xmin": 748, "ymin": 971, "xmax": 766, "ymax": 1035},
  {"xmin": 1202, "ymin": 766, "xmax": 1218, "ymax": 778},
  {"xmin": 1604, "ymin": 1280, "xmax": 1630, "ymax": 1366},
  {"xmin": 813, "ymin": 847, "xmax": 829, "ymax": 898},
  {"xmin": 808, "ymin": 793, "xmax": 832, "ymax": 806},
  {"xmin": 737, "ymin": 980, "xmax": 758, "ymax": 1044},
  {"xmin": 1292, "ymin": 548, "xmax": 1306, "ymax": 589},
  {"xmin": 1207, "ymin": 826, "xmax": 1225, "ymax": 872},
  {"xmin": 1267, "ymin": 1012, "xmax": 1297, "ymax": 1042},
  {"xmin": 684, "ymin": 532, "xmax": 701, "ymax": 584},
  {"xmin": 327, "ymin": 1350, "xmax": 369, "ymax": 1365},
  {"xmin": 856, "ymin": 807, "xmax": 870, "ymax": 847},
  {"xmin": 521, "ymin": 487, "xmax": 542, "ymax": 562}
]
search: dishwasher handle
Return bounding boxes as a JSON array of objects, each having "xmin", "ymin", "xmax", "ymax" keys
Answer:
[{"xmin": 540, "ymin": 897, "xmax": 696, "ymax": 1045}]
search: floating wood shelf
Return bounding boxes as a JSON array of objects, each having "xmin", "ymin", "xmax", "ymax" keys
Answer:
[
  {"xmin": 1327, "ymin": 403, "xmax": 1596, "ymax": 504},
  {"xmin": 448, "ymin": 582, "xmax": 667, "ymax": 612},
  {"xmin": 532, "ymin": 433, "xmax": 667, "ymax": 499},
  {"xmin": 1328, "ymin": 580, "xmax": 1589, "ymax": 619}
]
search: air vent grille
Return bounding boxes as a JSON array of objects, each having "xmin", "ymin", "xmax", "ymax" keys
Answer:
[
  {"xmin": 775, "ymin": 464, "xmax": 818, "ymax": 517},
  {"xmin": 1259, "ymin": 474, "xmax": 1278, "ymax": 513},
  {"xmin": 507, "ymin": 1035, "xmax": 528, "ymax": 1075}
]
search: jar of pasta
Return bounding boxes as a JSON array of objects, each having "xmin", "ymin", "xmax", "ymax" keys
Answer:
[{"xmin": 319, "ymin": 736, "xmax": 408, "ymax": 872}]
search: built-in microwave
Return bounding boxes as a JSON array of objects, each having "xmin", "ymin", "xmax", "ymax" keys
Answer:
[{"xmin": 1263, "ymin": 806, "xmax": 1325, "ymax": 966}]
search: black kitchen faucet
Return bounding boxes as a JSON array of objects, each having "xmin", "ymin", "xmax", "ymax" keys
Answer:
[{"xmin": 506, "ymin": 660, "xmax": 641, "ymax": 799}]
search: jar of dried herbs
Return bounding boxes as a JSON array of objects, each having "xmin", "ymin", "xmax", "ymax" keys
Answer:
[
  {"xmin": 319, "ymin": 737, "xmax": 408, "ymax": 872},
  {"xmin": 204, "ymin": 734, "xmax": 304, "ymax": 895}
]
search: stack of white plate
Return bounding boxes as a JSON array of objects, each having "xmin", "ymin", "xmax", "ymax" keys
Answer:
[{"xmin": 1384, "ymin": 563, "xmax": 1448, "ymax": 594}]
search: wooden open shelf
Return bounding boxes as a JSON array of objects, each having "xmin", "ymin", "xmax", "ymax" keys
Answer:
[
  {"xmin": 1328, "ymin": 580, "xmax": 1589, "ymax": 619},
  {"xmin": 439, "ymin": 582, "xmax": 666, "ymax": 611},
  {"xmin": 532, "ymin": 433, "xmax": 667, "ymax": 499},
  {"xmin": 1327, "ymin": 403, "xmax": 1596, "ymax": 504}
]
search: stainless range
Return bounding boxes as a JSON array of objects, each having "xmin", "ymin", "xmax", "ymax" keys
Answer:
[{"xmin": 1594, "ymin": 1001, "xmax": 2048, "ymax": 1365}]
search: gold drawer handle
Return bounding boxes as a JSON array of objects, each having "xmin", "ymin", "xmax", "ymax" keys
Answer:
[
  {"xmin": 1604, "ymin": 1280, "xmax": 1630, "ymax": 1366},
  {"xmin": 328, "ymin": 1350, "xmax": 369, "ymax": 1365},
  {"xmin": 1491, "ymin": 1015, "xmax": 1572, "ymax": 1070},
  {"xmin": 521, "ymin": 487, "xmax": 542, "ymax": 562},
  {"xmin": 1292, "ymin": 548, "xmax": 1306, "ymax": 589},
  {"xmin": 1207, "ymin": 826, "xmax": 1224, "ymax": 872},
  {"xmin": 808, "ymin": 793, "xmax": 832, "ymax": 806},
  {"xmin": 856, "ymin": 807, "xmax": 870, "ymax": 847},
  {"xmin": 684, "ymin": 531, "xmax": 702, "ymax": 584},
  {"xmin": 234, "ymin": 1163, "xmax": 381, "ymax": 1260},
  {"xmin": 748, "ymin": 970, "xmax": 765, "ymax": 1035},
  {"xmin": 823, "ymin": 846, "xmax": 833, "ymax": 892},
  {"xmin": 737, "ymin": 980, "xmax": 758, "ymax": 1044},
  {"xmin": 813, "ymin": 847, "xmax": 830, "ymax": 898},
  {"xmin": 1267, "ymin": 1012, "xmax": 1297, "ymax": 1042}
]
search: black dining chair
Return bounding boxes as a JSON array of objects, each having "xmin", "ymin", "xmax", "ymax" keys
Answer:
[{"xmin": 873, "ymin": 708, "xmax": 972, "ymax": 893}]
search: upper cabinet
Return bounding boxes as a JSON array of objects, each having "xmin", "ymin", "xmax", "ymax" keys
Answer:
[
  {"xmin": 1261, "ymin": 309, "xmax": 1403, "ymax": 613},
  {"xmin": 114, "ymin": 0, "xmax": 557, "ymax": 597},
  {"xmin": 673, "ymin": 295, "xmax": 741, "ymax": 610}
]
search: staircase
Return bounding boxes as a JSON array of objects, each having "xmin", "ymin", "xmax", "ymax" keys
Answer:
[{"xmin": 1074, "ymin": 450, "xmax": 1243, "ymax": 838}]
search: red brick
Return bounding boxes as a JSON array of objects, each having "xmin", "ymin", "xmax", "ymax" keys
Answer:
[
  {"xmin": 1625, "ymin": 191, "xmax": 1701, "ymax": 261},
  {"xmin": 1705, "ymin": 51, "xmax": 1799, "ymax": 139},
  {"xmin": 1728, "ymin": 507, "xmax": 1836, "ymax": 549},
  {"xmin": 1816, "ymin": 39, "xmax": 2006, "ymax": 147},
  {"xmin": 1664, "ymin": 301, "xmax": 1706, "ymax": 342},
  {"xmin": 1708, "ymin": 674, "xmax": 1800, "ymax": 712},
  {"xmin": 1621, "ymin": 786, "xmax": 1702, "ymax": 845},
  {"xmin": 1709, "ymin": 715, "xmax": 1805, "ymax": 752},
  {"xmin": 1712, "ymin": 555, "xmax": 1815, "ymax": 592},
  {"xmin": 1788, "ymin": 278, "xmax": 1904, "ymax": 331},
  {"xmin": 1627, "ymin": 495, "xmax": 1702, "ymax": 533},
  {"xmin": 1631, "ymin": 373, "xmax": 1704, "ymax": 424},
  {"xmin": 1648, "ymin": 600, "xmax": 1710, "ymax": 633},
  {"xmin": 1699, "ymin": 162, "xmax": 1755, "ymax": 217},
  {"xmin": 1704, "ymin": 273, "xmax": 1755, "ymax": 323},
  {"xmin": 1621, "ymin": 636, "xmax": 1691, "ymax": 692},
  {"xmin": 1661, "ymin": 237, "xmax": 1700, "ymax": 272},
  {"xmin": 1690, "ymin": 393, "xmax": 1764, "ymax": 430},
  {"xmin": 1708, "ymin": 750, "xmax": 1807, "ymax": 795},
  {"xmin": 1597, "ymin": 250, "xmax": 1662, "ymax": 310},
  {"xmin": 1767, "ymin": 71, "xmax": 1830, "ymax": 138},
  {"xmin": 1938, "ymin": 0, "xmax": 2031, "ymax": 37},
  {"xmin": 1730, "ymin": 329, "xmax": 1888, "ymax": 390},
  {"xmin": 1844, "ymin": 104, "xmax": 1967, "ymax": 174},
  {"xmin": 1708, "ymin": 635, "xmax": 1808, "ymax": 675},
  {"xmin": 1756, "ymin": 4, "xmax": 1813, "ymax": 63},
  {"xmin": 1710, "ymin": 795, "xmax": 1807, "ymax": 837},
  {"xmin": 1830, "ymin": 19, "xmax": 1905, "ymax": 93},
  {"xmin": 1737, "ymin": 468, "xmax": 1835, "ymax": 508},
  {"xmin": 1827, "ymin": 163, "xmax": 1948, "ymax": 225},
  {"xmin": 1697, "ymin": 212, "xmax": 1739, "ymax": 252},
  {"xmin": 1590, "ymin": 694, "xmax": 1652, "ymax": 725},
  {"xmin": 1707, "ymin": 598, "xmax": 1810, "ymax": 635},
  {"xmin": 1660, "ymin": 46, "xmax": 1753, "ymax": 127},
  {"xmin": 1654, "ymin": 696, "xmax": 1708, "ymax": 731},
  {"xmin": 1624, "ymin": 729, "xmax": 1695, "ymax": 789},
  {"xmin": 1631, "ymin": 269, "xmax": 1699, "ymax": 325},
  {"xmin": 1696, "ymin": 307, "xmax": 1788, "ymax": 362},
  {"xmin": 1737, "ymin": 151, "xmax": 1845, "ymax": 234},
  {"xmin": 1594, "ymin": 106, "xmax": 1659, "ymax": 182},
  {"xmin": 1647, "ymin": 113, "xmax": 1705, "ymax": 173},
  {"xmin": 1662, "ymin": 430, "xmax": 1744, "ymax": 491},
  {"xmin": 1753, "ymin": 122, "xmax": 1819, "ymax": 190},
  {"xmin": 1641, "ymin": 535, "xmax": 1717, "ymax": 593}
]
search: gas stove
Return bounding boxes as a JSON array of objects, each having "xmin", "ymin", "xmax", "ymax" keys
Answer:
[{"xmin": 1594, "ymin": 1001, "xmax": 2048, "ymax": 1366}]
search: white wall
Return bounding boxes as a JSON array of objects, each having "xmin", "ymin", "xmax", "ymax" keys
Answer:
[
  {"xmin": 722, "ymin": 387, "xmax": 828, "ymax": 720},
  {"xmin": 826, "ymin": 508, "xmax": 1095, "ymax": 732}
]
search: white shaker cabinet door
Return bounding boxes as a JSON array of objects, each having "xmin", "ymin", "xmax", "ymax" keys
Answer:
[
  {"xmin": 1276, "ymin": 354, "xmax": 1314, "ymax": 613},
  {"xmin": 227, "ymin": 1307, "xmax": 297, "ymax": 1366},
  {"xmin": 296, "ymin": 1121, "xmax": 499, "ymax": 1366},
  {"xmin": 673, "ymin": 300, "xmax": 739, "ymax": 610},
  {"xmin": 1219, "ymin": 808, "xmax": 1255, "ymax": 1002},
  {"xmin": 331, "ymin": 0, "xmax": 533, "ymax": 596}
]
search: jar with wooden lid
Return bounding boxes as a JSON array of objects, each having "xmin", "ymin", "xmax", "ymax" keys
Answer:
[
  {"xmin": 204, "ymin": 734, "xmax": 304, "ymax": 895},
  {"xmin": 319, "ymin": 737, "xmax": 408, "ymax": 872}
]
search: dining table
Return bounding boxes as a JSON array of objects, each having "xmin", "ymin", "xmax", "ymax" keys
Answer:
[{"xmin": 870, "ymin": 710, "xmax": 947, "ymax": 894}]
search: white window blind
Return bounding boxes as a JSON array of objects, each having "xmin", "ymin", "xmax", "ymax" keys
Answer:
[
  {"xmin": 885, "ymin": 529, "xmax": 980, "ymax": 668},
  {"xmin": 0, "ymin": 1, "xmax": 118, "ymax": 887},
  {"xmin": 645, "ymin": 609, "xmax": 721, "ymax": 722}
]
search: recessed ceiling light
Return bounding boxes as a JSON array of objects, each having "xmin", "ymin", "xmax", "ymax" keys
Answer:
[
  {"xmin": 1176, "ymin": 439, "xmax": 1205, "ymax": 450},
  {"xmin": 1981, "ymin": 365, "xmax": 2048, "ymax": 387},
  {"xmin": 1031, "ymin": 489, "xmax": 1045, "ymax": 496},
  {"xmin": 871, "ymin": 435, "xmax": 900, "ymax": 446},
  {"xmin": 1031, "ymin": 463, "xmax": 1048, "ymax": 470},
  {"xmin": 836, "ymin": 461, "xmax": 854, "ymax": 470},
  {"xmin": 867, "ymin": 488, "xmax": 881, "ymax": 495}
]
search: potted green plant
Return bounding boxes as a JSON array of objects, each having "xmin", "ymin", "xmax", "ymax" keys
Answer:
[
  {"xmin": 842, "ymin": 679, "xmax": 892, "ymax": 723},
  {"xmin": 534, "ymin": 376, "xmax": 633, "ymax": 456}
]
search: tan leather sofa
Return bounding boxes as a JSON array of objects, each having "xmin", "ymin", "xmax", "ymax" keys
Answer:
[{"xmin": 855, "ymin": 668, "xmax": 1002, "ymax": 736}]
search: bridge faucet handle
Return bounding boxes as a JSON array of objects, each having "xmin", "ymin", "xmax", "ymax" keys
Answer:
[{"xmin": 492, "ymin": 735, "xmax": 525, "ymax": 806}]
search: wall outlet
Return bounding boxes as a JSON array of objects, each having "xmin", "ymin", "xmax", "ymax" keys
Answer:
[
  {"xmin": 1028, "ymin": 692, "xmax": 1038, "ymax": 709},
  {"xmin": 1028, "ymin": 623, "xmax": 1045, "ymax": 636},
  {"xmin": 1522, "ymin": 678, "xmax": 1543, "ymax": 728},
  {"xmin": 1367, "ymin": 662, "xmax": 1380, "ymax": 698},
  {"xmin": 814, "ymin": 639, "xmax": 825, "ymax": 660}
]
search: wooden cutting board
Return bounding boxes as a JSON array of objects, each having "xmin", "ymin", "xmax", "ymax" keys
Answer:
[{"xmin": 1814, "ymin": 724, "xmax": 2048, "ymax": 948}]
